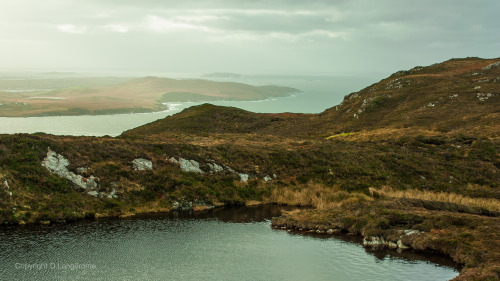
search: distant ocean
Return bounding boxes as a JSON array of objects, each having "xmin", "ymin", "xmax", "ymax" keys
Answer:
[{"xmin": 0, "ymin": 74, "xmax": 380, "ymax": 136}]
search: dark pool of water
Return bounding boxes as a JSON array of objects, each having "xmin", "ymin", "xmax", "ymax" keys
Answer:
[{"xmin": 0, "ymin": 206, "xmax": 459, "ymax": 281}]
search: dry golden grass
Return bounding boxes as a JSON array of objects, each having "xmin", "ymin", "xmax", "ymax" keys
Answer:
[
  {"xmin": 327, "ymin": 128, "xmax": 442, "ymax": 142},
  {"xmin": 267, "ymin": 182, "xmax": 372, "ymax": 210},
  {"xmin": 369, "ymin": 186, "xmax": 500, "ymax": 212}
]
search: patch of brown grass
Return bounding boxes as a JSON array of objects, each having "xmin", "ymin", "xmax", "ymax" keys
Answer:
[
  {"xmin": 369, "ymin": 186, "xmax": 500, "ymax": 212},
  {"xmin": 267, "ymin": 182, "xmax": 372, "ymax": 209}
]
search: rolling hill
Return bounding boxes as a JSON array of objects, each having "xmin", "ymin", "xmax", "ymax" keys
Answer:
[{"xmin": 0, "ymin": 77, "xmax": 298, "ymax": 117}]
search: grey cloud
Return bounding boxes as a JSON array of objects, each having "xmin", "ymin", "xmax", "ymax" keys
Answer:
[{"xmin": 0, "ymin": 0, "xmax": 498, "ymax": 73}]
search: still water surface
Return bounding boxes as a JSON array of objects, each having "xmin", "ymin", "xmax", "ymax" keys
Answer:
[{"xmin": 0, "ymin": 206, "xmax": 459, "ymax": 281}]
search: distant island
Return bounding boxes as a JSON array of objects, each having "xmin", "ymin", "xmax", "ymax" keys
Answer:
[
  {"xmin": 202, "ymin": 72, "xmax": 242, "ymax": 78},
  {"xmin": 0, "ymin": 76, "xmax": 297, "ymax": 117}
]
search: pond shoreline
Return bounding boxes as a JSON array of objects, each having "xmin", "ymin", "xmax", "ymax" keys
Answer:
[
  {"xmin": 270, "ymin": 202, "xmax": 499, "ymax": 281},
  {"xmin": 1, "ymin": 201, "xmax": 467, "ymax": 279}
]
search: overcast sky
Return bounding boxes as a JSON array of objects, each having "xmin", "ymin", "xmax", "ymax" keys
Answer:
[{"xmin": 1, "ymin": 0, "xmax": 499, "ymax": 75}]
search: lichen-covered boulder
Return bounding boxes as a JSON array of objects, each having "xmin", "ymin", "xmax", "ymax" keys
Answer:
[
  {"xmin": 132, "ymin": 158, "xmax": 153, "ymax": 171},
  {"xmin": 42, "ymin": 148, "xmax": 99, "ymax": 191},
  {"xmin": 168, "ymin": 157, "xmax": 204, "ymax": 174}
]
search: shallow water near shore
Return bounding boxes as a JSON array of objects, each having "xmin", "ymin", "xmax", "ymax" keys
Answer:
[{"xmin": 0, "ymin": 206, "xmax": 459, "ymax": 281}]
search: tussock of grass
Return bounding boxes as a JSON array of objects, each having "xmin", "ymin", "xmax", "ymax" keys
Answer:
[
  {"xmin": 369, "ymin": 186, "xmax": 500, "ymax": 212},
  {"xmin": 267, "ymin": 183, "xmax": 372, "ymax": 209}
]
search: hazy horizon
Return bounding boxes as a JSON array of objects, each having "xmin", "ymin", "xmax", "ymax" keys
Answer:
[{"xmin": 1, "ymin": 0, "xmax": 498, "ymax": 76}]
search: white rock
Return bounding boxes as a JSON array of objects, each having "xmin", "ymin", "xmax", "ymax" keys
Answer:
[
  {"xmin": 132, "ymin": 158, "xmax": 153, "ymax": 171},
  {"xmin": 477, "ymin": 93, "xmax": 493, "ymax": 101},
  {"xmin": 179, "ymin": 158, "xmax": 204, "ymax": 174},
  {"xmin": 263, "ymin": 175, "xmax": 272, "ymax": 182},
  {"xmin": 76, "ymin": 167, "xmax": 88, "ymax": 174},
  {"xmin": 168, "ymin": 157, "xmax": 204, "ymax": 174},
  {"xmin": 42, "ymin": 148, "xmax": 99, "ymax": 190},
  {"xmin": 87, "ymin": 191, "xmax": 99, "ymax": 197},
  {"xmin": 239, "ymin": 173, "xmax": 249, "ymax": 182},
  {"xmin": 397, "ymin": 239, "xmax": 410, "ymax": 249},
  {"xmin": 474, "ymin": 86, "xmax": 481, "ymax": 90},
  {"xmin": 387, "ymin": 241, "xmax": 398, "ymax": 249},
  {"xmin": 4, "ymin": 180, "xmax": 9, "ymax": 189},
  {"xmin": 403, "ymin": 229, "xmax": 420, "ymax": 236},
  {"xmin": 482, "ymin": 61, "xmax": 500, "ymax": 70},
  {"xmin": 224, "ymin": 165, "xmax": 235, "ymax": 173},
  {"xmin": 208, "ymin": 163, "xmax": 224, "ymax": 173},
  {"xmin": 168, "ymin": 157, "xmax": 179, "ymax": 164}
]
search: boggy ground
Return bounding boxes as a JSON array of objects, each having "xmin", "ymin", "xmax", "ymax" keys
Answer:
[{"xmin": 271, "ymin": 196, "xmax": 499, "ymax": 281}]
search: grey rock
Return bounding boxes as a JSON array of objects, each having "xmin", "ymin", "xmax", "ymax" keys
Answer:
[
  {"xmin": 326, "ymin": 229, "xmax": 340, "ymax": 234},
  {"xmin": 132, "ymin": 158, "xmax": 153, "ymax": 171},
  {"xmin": 387, "ymin": 241, "xmax": 398, "ymax": 249},
  {"xmin": 363, "ymin": 236, "xmax": 401, "ymax": 249},
  {"xmin": 239, "ymin": 173, "xmax": 249, "ymax": 182},
  {"xmin": 273, "ymin": 174, "xmax": 277, "ymax": 179},
  {"xmin": 363, "ymin": 236, "xmax": 386, "ymax": 246},
  {"xmin": 42, "ymin": 148, "xmax": 70, "ymax": 178},
  {"xmin": 168, "ymin": 157, "xmax": 179, "ymax": 164},
  {"xmin": 482, "ymin": 61, "xmax": 500, "ymax": 70},
  {"xmin": 76, "ymin": 167, "xmax": 88, "ymax": 174},
  {"xmin": 42, "ymin": 148, "xmax": 99, "ymax": 190},
  {"xmin": 87, "ymin": 191, "xmax": 99, "ymax": 197},
  {"xmin": 104, "ymin": 188, "xmax": 118, "ymax": 199},
  {"xmin": 181, "ymin": 201, "xmax": 193, "ymax": 210},
  {"xmin": 224, "ymin": 165, "xmax": 235, "ymax": 173},
  {"xmin": 403, "ymin": 229, "xmax": 420, "ymax": 236},
  {"xmin": 169, "ymin": 157, "xmax": 204, "ymax": 174},
  {"xmin": 173, "ymin": 200, "xmax": 193, "ymax": 210},
  {"xmin": 263, "ymin": 175, "xmax": 272, "ymax": 182},
  {"xmin": 397, "ymin": 239, "xmax": 409, "ymax": 249},
  {"xmin": 208, "ymin": 163, "xmax": 224, "ymax": 173},
  {"xmin": 179, "ymin": 158, "xmax": 204, "ymax": 174},
  {"xmin": 477, "ymin": 92, "xmax": 494, "ymax": 101},
  {"xmin": 4, "ymin": 180, "xmax": 9, "ymax": 189}
]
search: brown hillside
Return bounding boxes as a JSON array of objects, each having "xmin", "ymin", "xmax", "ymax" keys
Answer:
[
  {"xmin": 316, "ymin": 57, "xmax": 500, "ymax": 138},
  {"xmin": 123, "ymin": 57, "xmax": 500, "ymax": 139}
]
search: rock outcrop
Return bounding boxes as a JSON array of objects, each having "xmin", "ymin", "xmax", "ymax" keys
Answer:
[
  {"xmin": 168, "ymin": 157, "xmax": 204, "ymax": 174},
  {"xmin": 362, "ymin": 229, "xmax": 420, "ymax": 250},
  {"xmin": 239, "ymin": 173, "xmax": 249, "ymax": 182},
  {"xmin": 132, "ymin": 158, "xmax": 153, "ymax": 171},
  {"xmin": 42, "ymin": 148, "xmax": 98, "ymax": 190},
  {"xmin": 207, "ymin": 163, "xmax": 224, "ymax": 173},
  {"xmin": 167, "ymin": 156, "xmax": 275, "ymax": 184},
  {"xmin": 482, "ymin": 61, "xmax": 500, "ymax": 70}
]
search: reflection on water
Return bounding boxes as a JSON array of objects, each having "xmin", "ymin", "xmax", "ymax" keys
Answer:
[{"xmin": 0, "ymin": 206, "xmax": 459, "ymax": 281}]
